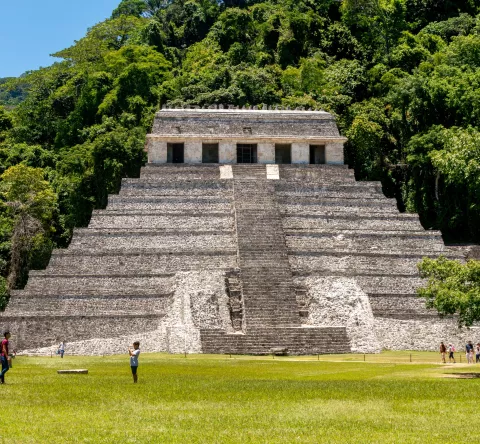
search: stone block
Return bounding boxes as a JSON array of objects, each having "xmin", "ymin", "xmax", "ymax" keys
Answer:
[
  {"xmin": 325, "ymin": 142, "xmax": 344, "ymax": 165},
  {"xmin": 147, "ymin": 139, "xmax": 167, "ymax": 164}
]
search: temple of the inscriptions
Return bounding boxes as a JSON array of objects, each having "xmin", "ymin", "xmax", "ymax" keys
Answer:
[
  {"xmin": 146, "ymin": 107, "xmax": 346, "ymax": 165},
  {"xmin": 1, "ymin": 107, "xmax": 477, "ymax": 355}
]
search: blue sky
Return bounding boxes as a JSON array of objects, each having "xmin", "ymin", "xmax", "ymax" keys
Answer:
[{"xmin": 0, "ymin": 0, "xmax": 121, "ymax": 78}]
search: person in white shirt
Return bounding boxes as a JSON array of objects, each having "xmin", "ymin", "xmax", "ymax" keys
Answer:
[
  {"xmin": 58, "ymin": 341, "xmax": 65, "ymax": 358},
  {"xmin": 128, "ymin": 341, "xmax": 141, "ymax": 383},
  {"xmin": 448, "ymin": 344, "xmax": 455, "ymax": 363}
]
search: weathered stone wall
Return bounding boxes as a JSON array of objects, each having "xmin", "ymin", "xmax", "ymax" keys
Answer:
[
  {"xmin": 298, "ymin": 276, "xmax": 381, "ymax": 353},
  {"xmin": 151, "ymin": 109, "xmax": 343, "ymax": 138},
  {"xmin": 3, "ymin": 315, "xmax": 162, "ymax": 350},
  {"xmin": 375, "ymin": 317, "xmax": 480, "ymax": 351},
  {"xmin": 17, "ymin": 270, "xmax": 231, "ymax": 356},
  {"xmin": 158, "ymin": 270, "xmax": 231, "ymax": 354}
]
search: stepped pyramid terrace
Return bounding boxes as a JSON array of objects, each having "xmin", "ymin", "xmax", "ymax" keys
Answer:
[{"xmin": 1, "ymin": 107, "xmax": 477, "ymax": 355}]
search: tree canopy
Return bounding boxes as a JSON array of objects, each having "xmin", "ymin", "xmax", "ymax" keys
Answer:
[
  {"xmin": 0, "ymin": 0, "xmax": 479, "ymax": 293},
  {"xmin": 418, "ymin": 257, "xmax": 480, "ymax": 327}
]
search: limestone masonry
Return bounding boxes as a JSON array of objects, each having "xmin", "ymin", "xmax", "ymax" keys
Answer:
[{"xmin": 1, "ymin": 109, "xmax": 477, "ymax": 356}]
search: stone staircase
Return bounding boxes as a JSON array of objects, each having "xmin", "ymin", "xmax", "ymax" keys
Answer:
[
  {"xmin": 200, "ymin": 327, "xmax": 350, "ymax": 355},
  {"xmin": 199, "ymin": 164, "xmax": 351, "ymax": 355}
]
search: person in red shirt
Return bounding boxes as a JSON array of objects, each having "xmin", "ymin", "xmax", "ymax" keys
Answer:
[{"xmin": 1, "ymin": 331, "xmax": 11, "ymax": 384}]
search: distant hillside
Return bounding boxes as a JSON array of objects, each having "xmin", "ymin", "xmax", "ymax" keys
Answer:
[{"xmin": 0, "ymin": 77, "xmax": 28, "ymax": 106}]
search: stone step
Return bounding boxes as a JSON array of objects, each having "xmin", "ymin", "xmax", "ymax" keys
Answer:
[
  {"xmin": 118, "ymin": 180, "xmax": 233, "ymax": 197},
  {"xmin": 107, "ymin": 201, "xmax": 232, "ymax": 213},
  {"xmin": 68, "ymin": 231, "xmax": 235, "ymax": 252},
  {"xmin": 294, "ymin": 275, "xmax": 424, "ymax": 295},
  {"xmin": 139, "ymin": 164, "xmax": 222, "ymax": 179},
  {"xmin": 200, "ymin": 326, "xmax": 351, "ymax": 355},
  {"xmin": 367, "ymin": 294, "xmax": 437, "ymax": 317},
  {"xmin": 4, "ymin": 294, "xmax": 171, "ymax": 316},
  {"xmin": 282, "ymin": 215, "xmax": 424, "ymax": 232},
  {"xmin": 284, "ymin": 229, "xmax": 443, "ymax": 239},
  {"xmin": 286, "ymin": 233, "xmax": 446, "ymax": 254},
  {"xmin": 275, "ymin": 184, "xmax": 384, "ymax": 196},
  {"xmin": 47, "ymin": 252, "xmax": 237, "ymax": 275},
  {"xmin": 23, "ymin": 274, "xmax": 174, "ymax": 294},
  {"xmin": 280, "ymin": 203, "xmax": 400, "ymax": 215},
  {"xmin": 94, "ymin": 209, "xmax": 232, "ymax": 217},
  {"xmin": 89, "ymin": 214, "xmax": 234, "ymax": 230},
  {"xmin": 278, "ymin": 197, "xmax": 398, "ymax": 209}
]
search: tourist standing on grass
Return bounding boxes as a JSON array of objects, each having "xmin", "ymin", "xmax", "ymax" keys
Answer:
[
  {"xmin": 476, "ymin": 343, "xmax": 480, "ymax": 363},
  {"xmin": 58, "ymin": 341, "xmax": 65, "ymax": 358},
  {"xmin": 466, "ymin": 341, "xmax": 474, "ymax": 364},
  {"xmin": 448, "ymin": 344, "xmax": 456, "ymax": 363},
  {"xmin": 439, "ymin": 342, "xmax": 446, "ymax": 363},
  {"xmin": 1, "ymin": 331, "xmax": 11, "ymax": 384},
  {"xmin": 128, "ymin": 341, "xmax": 140, "ymax": 383}
]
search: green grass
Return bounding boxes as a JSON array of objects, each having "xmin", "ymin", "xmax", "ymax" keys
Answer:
[{"xmin": 2, "ymin": 352, "xmax": 479, "ymax": 443}]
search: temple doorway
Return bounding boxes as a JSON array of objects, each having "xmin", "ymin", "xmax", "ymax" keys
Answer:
[
  {"xmin": 275, "ymin": 144, "xmax": 291, "ymax": 164},
  {"xmin": 167, "ymin": 143, "xmax": 184, "ymax": 163},
  {"xmin": 309, "ymin": 145, "xmax": 326, "ymax": 164},
  {"xmin": 237, "ymin": 144, "xmax": 257, "ymax": 163},
  {"xmin": 202, "ymin": 143, "xmax": 219, "ymax": 163}
]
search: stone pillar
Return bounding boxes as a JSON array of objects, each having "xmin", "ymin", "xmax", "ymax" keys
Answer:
[
  {"xmin": 219, "ymin": 141, "xmax": 237, "ymax": 164},
  {"xmin": 291, "ymin": 142, "xmax": 309, "ymax": 164},
  {"xmin": 326, "ymin": 142, "xmax": 344, "ymax": 165},
  {"xmin": 147, "ymin": 138, "xmax": 167, "ymax": 164},
  {"xmin": 184, "ymin": 140, "xmax": 202, "ymax": 163},
  {"xmin": 257, "ymin": 142, "xmax": 275, "ymax": 164}
]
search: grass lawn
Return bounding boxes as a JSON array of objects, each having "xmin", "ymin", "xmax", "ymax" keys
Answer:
[{"xmin": 2, "ymin": 351, "xmax": 479, "ymax": 443}]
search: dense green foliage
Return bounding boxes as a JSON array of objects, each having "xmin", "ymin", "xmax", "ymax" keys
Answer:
[
  {"xmin": 0, "ymin": 77, "xmax": 28, "ymax": 107},
  {"xmin": 5, "ymin": 353, "xmax": 480, "ymax": 443},
  {"xmin": 0, "ymin": 0, "xmax": 479, "ymax": 292},
  {"xmin": 418, "ymin": 256, "xmax": 480, "ymax": 327}
]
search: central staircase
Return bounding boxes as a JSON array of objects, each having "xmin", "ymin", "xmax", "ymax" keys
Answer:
[{"xmin": 200, "ymin": 165, "xmax": 351, "ymax": 354}]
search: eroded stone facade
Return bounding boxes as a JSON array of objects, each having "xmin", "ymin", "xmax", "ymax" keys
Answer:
[{"xmin": 0, "ymin": 111, "xmax": 474, "ymax": 356}]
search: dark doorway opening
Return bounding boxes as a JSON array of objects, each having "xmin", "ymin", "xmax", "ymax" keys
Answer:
[
  {"xmin": 275, "ymin": 144, "xmax": 291, "ymax": 164},
  {"xmin": 202, "ymin": 143, "xmax": 219, "ymax": 163},
  {"xmin": 237, "ymin": 144, "xmax": 257, "ymax": 163},
  {"xmin": 167, "ymin": 143, "xmax": 184, "ymax": 163},
  {"xmin": 309, "ymin": 145, "xmax": 326, "ymax": 164}
]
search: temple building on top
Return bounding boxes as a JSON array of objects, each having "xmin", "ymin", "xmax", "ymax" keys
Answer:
[{"xmin": 145, "ymin": 107, "xmax": 347, "ymax": 165}]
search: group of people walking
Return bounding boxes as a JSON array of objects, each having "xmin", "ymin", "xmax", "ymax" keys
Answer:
[{"xmin": 440, "ymin": 341, "xmax": 480, "ymax": 364}]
